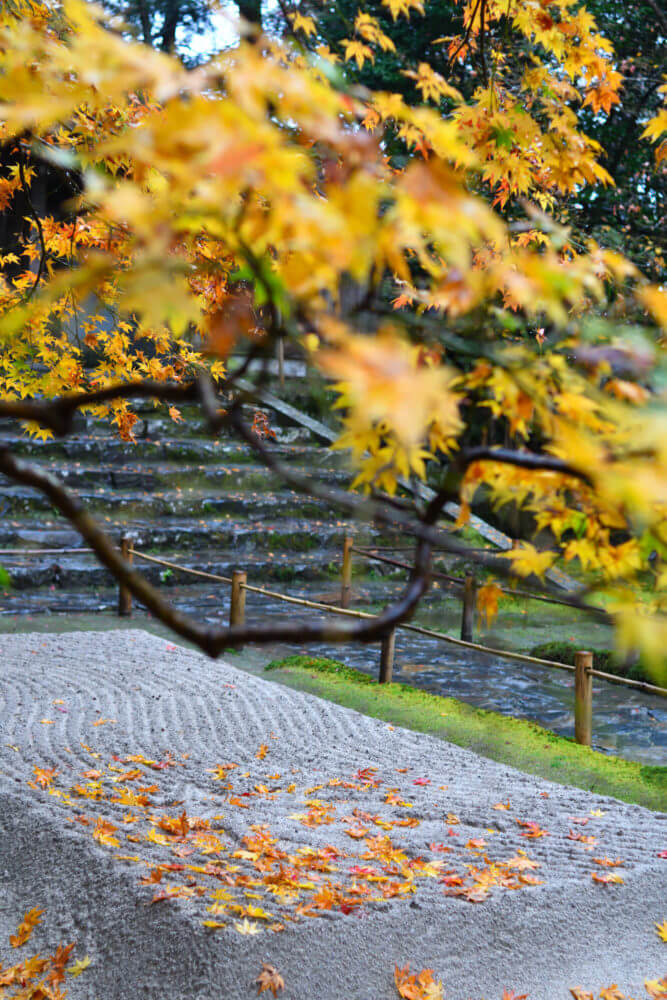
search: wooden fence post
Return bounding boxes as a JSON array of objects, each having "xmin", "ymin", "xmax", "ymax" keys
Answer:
[
  {"xmin": 460, "ymin": 574, "xmax": 476, "ymax": 642},
  {"xmin": 230, "ymin": 570, "xmax": 247, "ymax": 628},
  {"xmin": 118, "ymin": 533, "xmax": 133, "ymax": 618},
  {"xmin": 341, "ymin": 535, "xmax": 353, "ymax": 608},
  {"xmin": 379, "ymin": 629, "xmax": 395, "ymax": 683},
  {"xmin": 574, "ymin": 649, "xmax": 593, "ymax": 746}
]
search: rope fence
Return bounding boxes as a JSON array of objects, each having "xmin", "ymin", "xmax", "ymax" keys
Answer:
[
  {"xmin": 3, "ymin": 536, "xmax": 664, "ymax": 747},
  {"xmin": 121, "ymin": 535, "xmax": 667, "ymax": 718},
  {"xmin": 0, "ymin": 548, "xmax": 93, "ymax": 555},
  {"xmin": 352, "ymin": 545, "xmax": 598, "ymax": 611}
]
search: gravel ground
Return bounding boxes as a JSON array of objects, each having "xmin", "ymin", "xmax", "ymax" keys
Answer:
[{"xmin": 0, "ymin": 629, "xmax": 665, "ymax": 1000}]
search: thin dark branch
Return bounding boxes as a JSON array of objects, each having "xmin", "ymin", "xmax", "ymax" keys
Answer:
[
  {"xmin": 225, "ymin": 400, "xmax": 606, "ymax": 614},
  {"xmin": 0, "ymin": 447, "xmax": 431, "ymax": 654},
  {"xmin": 0, "ymin": 373, "xmax": 605, "ymax": 617},
  {"xmin": 0, "ymin": 379, "xmax": 201, "ymax": 436},
  {"xmin": 447, "ymin": 0, "xmax": 483, "ymax": 70},
  {"xmin": 18, "ymin": 152, "xmax": 47, "ymax": 302},
  {"xmin": 456, "ymin": 445, "xmax": 594, "ymax": 488}
]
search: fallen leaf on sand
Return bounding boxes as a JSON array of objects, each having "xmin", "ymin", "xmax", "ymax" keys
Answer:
[
  {"xmin": 67, "ymin": 956, "xmax": 92, "ymax": 977},
  {"xmin": 10, "ymin": 908, "xmax": 44, "ymax": 948},
  {"xmin": 255, "ymin": 962, "xmax": 285, "ymax": 997}
]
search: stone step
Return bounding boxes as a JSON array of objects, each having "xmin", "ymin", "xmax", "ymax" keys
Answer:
[
  {"xmin": 1, "ymin": 544, "xmax": 388, "ymax": 591},
  {"xmin": 0, "ymin": 434, "xmax": 345, "ymax": 466},
  {"xmin": 0, "ymin": 458, "xmax": 350, "ymax": 494},
  {"xmin": 0, "ymin": 515, "xmax": 378, "ymax": 553},
  {"xmin": 0, "ymin": 484, "xmax": 341, "ymax": 519}
]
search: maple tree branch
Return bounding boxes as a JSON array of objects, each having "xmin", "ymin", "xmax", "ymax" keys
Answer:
[
  {"xmin": 225, "ymin": 400, "xmax": 609, "ymax": 618},
  {"xmin": 0, "ymin": 374, "xmax": 607, "ymax": 621},
  {"xmin": 0, "ymin": 380, "xmax": 202, "ymax": 436},
  {"xmin": 0, "ymin": 447, "xmax": 432, "ymax": 655},
  {"xmin": 447, "ymin": 0, "xmax": 483, "ymax": 69}
]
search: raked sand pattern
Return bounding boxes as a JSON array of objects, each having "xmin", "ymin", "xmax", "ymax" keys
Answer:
[{"xmin": 0, "ymin": 630, "xmax": 665, "ymax": 999}]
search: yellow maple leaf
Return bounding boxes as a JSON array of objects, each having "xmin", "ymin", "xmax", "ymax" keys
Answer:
[
  {"xmin": 289, "ymin": 12, "xmax": 316, "ymax": 37},
  {"xmin": 235, "ymin": 918, "xmax": 261, "ymax": 935},
  {"xmin": 645, "ymin": 976, "xmax": 667, "ymax": 999},
  {"xmin": 381, "ymin": 0, "xmax": 424, "ymax": 20},
  {"xmin": 501, "ymin": 544, "xmax": 556, "ymax": 579},
  {"xmin": 342, "ymin": 39, "xmax": 374, "ymax": 68},
  {"xmin": 67, "ymin": 956, "xmax": 92, "ymax": 977},
  {"xmin": 638, "ymin": 285, "xmax": 667, "ymax": 329},
  {"xmin": 655, "ymin": 919, "xmax": 667, "ymax": 943}
]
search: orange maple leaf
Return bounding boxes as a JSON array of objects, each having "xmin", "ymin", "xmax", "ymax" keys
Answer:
[
  {"xmin": 394, "ymin": 964, "xmax": 444, "ymax": 1000},
  {"xmin": 255, "ymin": 962, "xmax": 285, "ymax": 997},
  {"xmin": 9, "ymin": 908, "xmax": 44, "ymax": 948}
]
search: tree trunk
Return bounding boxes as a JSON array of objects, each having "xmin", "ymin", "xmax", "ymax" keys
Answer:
[{"xmin": 236, "ymin": 0, "xmax": 262, "ymax": 28}]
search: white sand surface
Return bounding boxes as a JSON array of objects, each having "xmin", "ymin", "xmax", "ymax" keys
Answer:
[{"xmin": 0, "ymin": 630, "xmax": 664, "ymax": 999}]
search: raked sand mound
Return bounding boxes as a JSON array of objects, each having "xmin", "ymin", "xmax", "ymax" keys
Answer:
[{"xmin": 0, "ymin": 630, "xmax": 664, "ymax": 1000}]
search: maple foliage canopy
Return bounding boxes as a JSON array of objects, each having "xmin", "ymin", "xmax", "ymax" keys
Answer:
[{"xmin": 0, "ymin": 0, "xmax": 665, "ymax": 674}]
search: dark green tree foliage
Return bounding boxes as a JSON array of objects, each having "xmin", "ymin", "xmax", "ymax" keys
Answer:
[
  {"xmin": 275, "ymin": 0, "xmax": 664, "ymax": 277},
  {"xmin": 270, "ymin": 0, "xmax": 462, "ymax": 97},
  {"xmin": 574, "ymin": 0, "xmax": 665, "ymax": 276}
]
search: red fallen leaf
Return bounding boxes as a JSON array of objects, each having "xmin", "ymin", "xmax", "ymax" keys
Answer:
[
  {"xmin": 413, "ymin": 778, "xmax": 431, "ymax": 785},
  {"xmin": 591, "ymin": 871, "xmax": 624, "ymax": 885},
  {"xmin": 567, "ymin": 830, "xmax": 598, "ymax": 845},
  {"xmin": 568, "ymin": 816, "xmax": 589, "ymax": 825},
  {"xmin": 502, "ymin": 991, "xmax": 528, "ymax": 1000},
  {"xmin": 517, "ymin": 820, "xmax": 549, "ymax": 839},
  {"xmin": 465, "ymin": 838, "xmax": 487, "ymax": 850},
  {"xmin": 429, "ymin": 843, "xmax": 453, "ymax": 853},
  {"xmin": 447, "ymin": 828, "xmax": 459, "ymax": 837},
  {"xmin": 355, "ymin": 767, "xmax": 380, "ymax": 784},
  {"xmin": 658, "ymin": 849, "xmax": 667, "ymax": 858},
  {"xmin": 140, "ymin": 868, "xmax": 163, "ymax": 885},
  {"xmin": 150, "ymin": 890, "xmax": 175, "ymax": 904},
  {"xmin": 46, "ymin": 942, "xmax": 76, "ymax": 986},
  {"xmin": 441, "ymin": 875, "xmax": 463, "ymax": 886}
]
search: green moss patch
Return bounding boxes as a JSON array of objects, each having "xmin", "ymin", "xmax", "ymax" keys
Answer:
[{"xmin": 265, "ymin": 655, "xmax": 666, "ymax": 812}]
